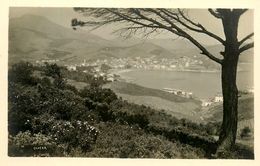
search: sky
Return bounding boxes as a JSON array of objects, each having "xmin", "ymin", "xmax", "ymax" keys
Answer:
[{"xmin": 9, "ymin": 7, "xmax": 254, "ymax": 45}]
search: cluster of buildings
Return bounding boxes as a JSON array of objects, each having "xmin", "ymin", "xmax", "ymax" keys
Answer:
[
  {"xmin": 72, "ymin": 56, "xmax": 205, "ymax": 71},
  {"xmin": 201, "ymin": 95, "xmax": 224, "ymax": 107},
  {"xmin": 162, "ymin": 88, "xmax": 224, "ymax": 107},
  {"xmin": 65, "ymin": 60, "xmax": 119, "ymax": 82},
  {"xmin": 35, "ymin": 59, "xmax": 60, "ymax": 65},
  {"xmin": 34, "ymin": 54, "xmax": 206, "ymax": 76},
  {"xmin": 34, "ymin": 58, "xmax": 118, "ymax": 82},
  {"xmin": 62, "ymin": 56, "xmax": 206, "ymax": 83},
  {"xmin": 200, "ymin": 88, "xmax": 254, "ymax": 107},
  {"xmin": 162, "ymin": 88, "xmax": 193, "ymax": 99}
]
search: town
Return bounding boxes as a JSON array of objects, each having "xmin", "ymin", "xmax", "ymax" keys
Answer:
[
  {"xmin": 76, "ymin": 56, "xmax": 207, "ymax": 71},
  {"xmin": 34, "ymin": 56, "xmax": 211, "ymax": 82}
]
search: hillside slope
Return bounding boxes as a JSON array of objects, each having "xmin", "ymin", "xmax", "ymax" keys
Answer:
[
  {"xmin": 105, "ymin": 81, "xmax": 202, "ymax": 122},
  {"xmin": 206, "ymin": 94, "xmax": 254, "ymax": 122},
  {"xmin": 9, "ymin": 14, "xmax": 112, "ymax": 64}
]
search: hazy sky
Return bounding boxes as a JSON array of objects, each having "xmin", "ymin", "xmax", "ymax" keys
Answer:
[{"xmin": 9, "ymin": 7, "xmax": 253, "ymax": 45}]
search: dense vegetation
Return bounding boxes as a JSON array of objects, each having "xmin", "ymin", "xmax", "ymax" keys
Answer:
[{"xmin": 8, "ymin": 62, "xmax": 253, "ymax": 158}]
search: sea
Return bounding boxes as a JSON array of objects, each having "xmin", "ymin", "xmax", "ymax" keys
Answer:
[{"xmin": 119, "ymin": 68, "xmax": 253, "ymax": 100}]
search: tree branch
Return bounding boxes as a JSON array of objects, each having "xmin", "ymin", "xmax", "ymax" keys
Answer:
[
  {"xmin": 208, "ymin": 9, "xmax": 223, "ymax": 19},
  {"xmin": 177, "ymin": 9, "xmax": 225, "ymax": 45},
  {"xmin": 239, "ymin": 42, "xmax": 254, "ymax": 53},
  {"xmin": 129, "ymin": 9, "xmax": 187, "ymax": 37},
  {"xmin": 106, "ymin": 9, "xmax": 160, "ymax": 29},
  {"xmin": 72, "ymin": 8, "xmax": 223, "ymax": 64},
  {"xmin": 239, "ymin": 33, "xmax": 254, "ymax": 46},
  {"xmin": 233, "ymin": 9, "xmax": 248, "ymax": 16},
  {"xmin": 141, "ymin": 9, "xmax": 223, "ymax": 64},
  {"xmin": 183, "ymin": 33, "xmax": 223, "ymax": 64}
]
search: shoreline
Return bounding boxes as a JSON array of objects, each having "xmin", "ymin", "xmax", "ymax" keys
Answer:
[
  {"xmin": 109, "ymin": 67, "xmax": 249, "ymax": 75},
  {"xmin": 110, "ymin": 68, "xmax": 221, "ymax": 75}
]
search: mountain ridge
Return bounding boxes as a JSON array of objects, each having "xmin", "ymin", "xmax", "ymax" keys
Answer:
[{"xmin": 9, "ymin": 14, "xmax": 253, "ymax": 68}]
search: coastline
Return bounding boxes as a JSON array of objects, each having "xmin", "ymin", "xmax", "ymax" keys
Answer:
[
  {"xmin": 110, "ymin": 68, "xmax": 221, "ymax": 75},
  {"xmin": 109, "ymin": 67, "xmax": 249, "ymax": 76}
]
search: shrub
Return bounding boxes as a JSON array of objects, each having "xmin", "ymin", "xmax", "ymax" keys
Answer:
[
  {"xmin": 84, "ymin": 122, "xmax": 205, "ymax": 158},
  {"xmin": 114, "ymin": 112, "xmax": 149, "ymax": 128},
  {"xmin": 8, "ymin": 131, "xmax": 56, "ymax": 156},
  {"xmin": 96, "ymin": 103, "xmax": 114, "ymax": 121},
  {"xmin": 85, "ymin": 97, "xmax": 96, "ymax": 110},
  {"xmin": 79, "ymin": 87, "xmax": 117, "ymax": 104},
  {"xmin": 44, "ymin": 63, "xmax": 63, "ymax": 78},
  {"xmin": 43, "ymin": 63, "xmax": 67, "ymax": 89},
  {"xmin": 31, "ymin": 113, "xmax": 56, "ymax": 134},
  {"xmin": 9, "ymin": 61, "xmax": 38, "ymax": 86},
  {"xmin": 38, "ymin": 88, "xmax": 86, "ymax": 121},
  {"xmin": 51, "ymin": 120, "xmax": 98, "ymax": 152},
  {"xmin": 8, "ymin": 85, "xmax": 41, "ymax": 135},
  {"xmin": 240, "ymin": 126, "xmax": 252, "ymax": 138}
]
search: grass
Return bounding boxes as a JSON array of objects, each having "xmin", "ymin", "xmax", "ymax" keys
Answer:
[
  {"xmin": 105, "ymin": 81, "xmax": 202, "ymax": 122},
  {"xmin": 205, "ymin": 94, "xmax": 254, "ymax": 154},
  {"xmin": 105, "ymin": 81, "xmax": 201, "ymax": 104},
  {"xmin": 66, "ymin": 79, "xmax": 89, "ymax": 90},
  {"xmin": 206, "ymin": 94, "xmax": 254, "ymax": 122},
  {"xmin": 117, "ymin": 93, "xmax": 202, "ymax": 122}
]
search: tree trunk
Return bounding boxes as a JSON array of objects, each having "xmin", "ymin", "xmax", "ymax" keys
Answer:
[
  {"xmin": 217, "ymin": 11, "xmax": 240, "ymax": 153},
  {"xmin": 218, "ymin": 56, "xmax": 239, "ymax": 152}
]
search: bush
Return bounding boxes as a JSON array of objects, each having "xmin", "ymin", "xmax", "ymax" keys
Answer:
[
  {"xmin": 31, "ymin": 113, "xmax": 56, "ymax": 134},
  {"xmin": 9, "ymin": 61, "xmax": 38, "ymax": 86},
  {"xmin": 240, "ymin": 126, "xmax": 252, "ymax": 138},
  {"xmin": 84, "ymin": 122, "xmax": 205, "ymax": 158},
  {"xmin": 114, "ymin": 112, "xmax": 149, "ymax": 128},
  {"xmin": 8, "ymin": 131, "xmax": 56, "ymax": 156},
  {"xmin": 44, "ymin": 63, "xmax": 63, "ymax": 78},
  {"xmin": 37, "ymin": 87, "xmax": 86, "ymax": 121},
  {"xmin": 96, "ymin": 103, "xmax": 114, "ymax": 121},
  {"xmin": 51, "ymin": 120, "xmax": 98, "ymax": 152},
  {"xmin": 8, "ymin": 85, "xmax": 41, "ymax": 135},
  {"xmin": 79, "ymin": 87, "xmax": 117, "ymax": 105},
  {"xmin": 43, "ymin": 63, "xmax": 67, "ymax": 89}
]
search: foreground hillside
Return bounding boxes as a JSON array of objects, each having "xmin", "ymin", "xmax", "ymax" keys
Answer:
[
  {"xmin": 105, "ymin": 81, "xmax": 254, "ymax": 146},
  {"xmin": 8, "ymin": 62, "xmax": 254, "ymax": 158},
  {"xmin": 206, "ymin": 94, "xmax": 254, "ymax": 149},
  {"xmin": 8, "ymin": 62, "xmax": 208, "ymax": 158},
  {"xmin": 206, "ymin": 94, "xmax": 254, "ymax": 122}
]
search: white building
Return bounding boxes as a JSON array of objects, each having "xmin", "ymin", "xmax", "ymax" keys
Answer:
[
  {"xmin": 67, "ymin": 65, "xmax": 77, "ymax": 71},
  {"xmin": 162, "ymin": 88, "xmax": 192, "ymax": 98},
  {"xmin": 214, "ymin": 96, "xmax": 223, "ymax": 102}
]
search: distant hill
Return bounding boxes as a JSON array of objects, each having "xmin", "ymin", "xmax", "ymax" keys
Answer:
[
  {"xmin": 111, "ymin": 37, "xmax": 197, "ymax": 50},
  {"xmin": 109, "ymin": 36, "xmax": 253, "ymax": 71},
  {"xmin": 9, "ymin": 14, "xmax": 253, "ymax": 70},
  {"xmin": 168, "ymin": 44, "xmax": 253, "ymax": 70},
  {"xmin": 9, "ymin": 15, "xmax": 176, "ymax": 64},
  {"xmin": 9, "ymin": 14, "xmax": 112, "ymax": 64}
]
